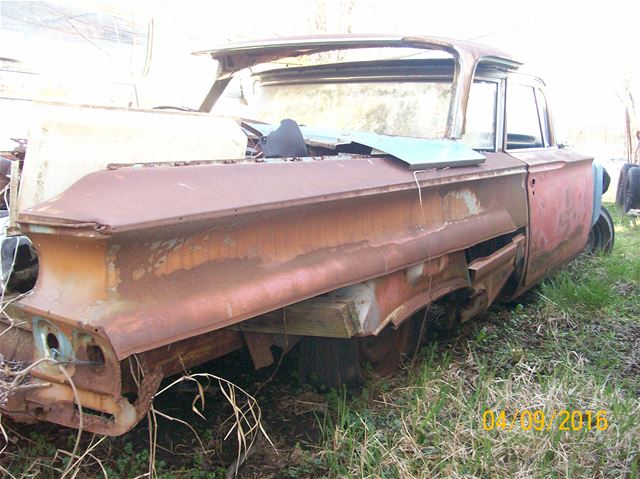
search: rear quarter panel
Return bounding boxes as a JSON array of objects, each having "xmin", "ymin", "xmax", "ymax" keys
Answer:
[{"xmin": 509, "ymin": 148, "xmax": 593, "ymax": 288}]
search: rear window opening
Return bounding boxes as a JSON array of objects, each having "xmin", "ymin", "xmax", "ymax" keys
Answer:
[{"xmin": 213, "ymin": 54, "xmax": 456, "ymax": 140}]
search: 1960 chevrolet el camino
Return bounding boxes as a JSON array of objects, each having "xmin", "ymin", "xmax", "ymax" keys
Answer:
[{"xmin": 0, "ymin": 35, "xmax": 613, "ymax": 435}]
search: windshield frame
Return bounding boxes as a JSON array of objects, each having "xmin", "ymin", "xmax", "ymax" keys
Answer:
[{"xmin": 194, "ymin": 35, "xmax": 521, "ymax": 139}]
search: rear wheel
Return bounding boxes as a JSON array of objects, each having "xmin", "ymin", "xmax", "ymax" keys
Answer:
[
  {"xmin": 299, "ymin": 314, "xmax": 425, "ymax": 391},
  {"xmin": 584, "ymin": 206, "xmax": 615, "ymax": 254},
  {"xmin": 299, "ymin": 337, "xmax": 364, "ymax": 392},
  {"xmin": 623, "ymin": 167, "xmax": 640, "ymax": 212},
  {"xmin": 616, "ymin": 163, "xmax": 635, "ymax": 205},
  {"xmin": 359, "ymin": 320, "xmax": 414, "ymax": 377}
]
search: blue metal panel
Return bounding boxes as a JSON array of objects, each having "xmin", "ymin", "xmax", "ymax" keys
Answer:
[
  {"xmin": 592, "ymin": 162, "xmax": 603, "ymax": 226},
  {"xmin": 248, "ymin": 121, "xmax": 485, "ymax": 169}
]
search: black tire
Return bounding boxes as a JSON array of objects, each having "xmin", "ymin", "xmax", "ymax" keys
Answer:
[
  {"xmin": 623, "ymin": 167, "xmax": 640, "ymax": 212},
  {"xmin": 358, "ymin": 320, "xmax": 415, "ymax": 377},
  {"xmin": 616, "ymin": 163, "xmax": 635, "ymax": 205},
  {"xmin": 584, "ymin": 206, "xmax": 615, "ymax": 254},
  {"xmin": 298, "ymin": 315, "xmax": 424, "ymax": 392},
  {"xmin": 298, "ymin": 337, "xmax": 364, "ymax": 392}
]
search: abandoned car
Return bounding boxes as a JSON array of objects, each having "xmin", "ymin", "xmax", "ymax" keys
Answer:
[{"xmin": 0, "ymin": 35, "xmax": 613, "ymax": 435}]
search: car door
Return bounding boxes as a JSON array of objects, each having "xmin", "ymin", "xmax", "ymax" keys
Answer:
[{"xmin": 504, "ymin": 77, "xmax": 593, "ymax": 288}]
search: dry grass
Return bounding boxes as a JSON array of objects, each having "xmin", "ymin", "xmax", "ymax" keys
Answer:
[
  {"xmin": 302, "ymin": 331, "xmax": 639, "ymax": 478},
  {"xmin": 286, "ymin": 204, "xmax": 640, "ymax": 478},
  {"xmin": 0, "ymin": 365, "xmax": 273, "ymax": 478}
]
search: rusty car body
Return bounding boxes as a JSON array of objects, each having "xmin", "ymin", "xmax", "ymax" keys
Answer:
[{"xmin": 0, "ymin": 35, "xmax": 609, "ymax": 435}]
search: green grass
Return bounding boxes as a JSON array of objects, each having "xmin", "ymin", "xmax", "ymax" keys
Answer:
[{"xmin": 285, "ymin": 203, "xmax": 640, "ymax": 478}]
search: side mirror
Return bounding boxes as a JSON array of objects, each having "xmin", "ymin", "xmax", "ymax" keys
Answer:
[{"xmin": 557, "ymin": 142, "xmax": 569, "ymax": 149}]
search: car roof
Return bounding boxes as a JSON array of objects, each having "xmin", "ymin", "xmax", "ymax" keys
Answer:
[{"xmin": 193, "ymin": 34, "xmax": 521, "ymax": 74}]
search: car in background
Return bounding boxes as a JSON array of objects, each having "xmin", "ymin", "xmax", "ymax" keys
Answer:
[{"xmin": 616, "ymin": 129, "xmax": 640, "ymax": 213}]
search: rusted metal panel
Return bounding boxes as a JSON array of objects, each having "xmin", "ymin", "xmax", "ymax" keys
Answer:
[
  {"xmin": 233, "ymin": 251, "xmax": 470, "ymax": 339},
  {"xmin": 509, "ymin": 149, "xmax": 594, "ymax": 288},
  {"xmin": 16, "ymin": 153, "xmax": 528, "ymax": 361},
  {"xmin": 19, "ymin": 153, "xmax": 525, "ymax": 232},
  {"xmin": 0, "ymin": 314, "xmax": 243, "ymax": 434},
  {"xmin": 468, "ymin": 234, "xmax": 525, "ymax": 305},
  {"xmin": 21, "ymin": 368, "xmax": 163, "ymax": 436},
  {"xmin": 373, "ymin": 251, "xmax": 471, "ymax": 332}
]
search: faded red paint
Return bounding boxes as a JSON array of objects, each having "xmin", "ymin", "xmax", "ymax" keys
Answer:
[{"xmin": 509, "ymin": 149, "xmax": 594, "ymax": 288}]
